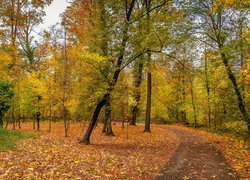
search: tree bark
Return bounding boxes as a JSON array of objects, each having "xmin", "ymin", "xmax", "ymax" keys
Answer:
[
  {"xmin": 220, "ymin": 52, "xmax": 250, "ymax": 132},
  {"xmin": 104, "ymin": 97, "xmax": 114, "ymax": 136},
  {"xmin": 190, "ymin": 76, "xmax": 197, "ymax": 126},
  {"xmin": 80, "ymin": 95, "xmax": 108, "ymax": 144},
  {"xmin": 144, "ymin": 72, "xmax": 152, "ymax": 132},
  {"xmin": 204, "ymin": 53, "xmax": 211, "ymax": 126},
  {"xmin": 130, "ymin": 60, "xmax": 143, "ymax": 126},
  {"xmin": 36, "ymin": 111, "xmax": 40, "ymax": 131},
  {"xmin": 144, "ymin": 0, "xmax": 152, "ymax": 133}
]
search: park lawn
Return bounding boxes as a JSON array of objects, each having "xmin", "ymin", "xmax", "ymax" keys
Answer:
[{"xmin": 0, "ymin": 128, "xmax": 36, "ymax": 151}]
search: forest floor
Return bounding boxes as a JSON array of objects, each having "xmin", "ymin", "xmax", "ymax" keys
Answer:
[{"xmin": 0, "ymin": 122, "xmax": 249, "ymax": 179}]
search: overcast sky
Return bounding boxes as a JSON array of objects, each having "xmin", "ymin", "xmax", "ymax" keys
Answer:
[{"xmin": 41, "ymin": 0, "xmax": 70, "ymax": 29}]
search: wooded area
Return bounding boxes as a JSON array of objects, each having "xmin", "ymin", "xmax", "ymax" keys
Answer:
[
  {"xmin": 0, "ymin": 0, "xmax": 250, "ymax": 142},
  {"xmin": 0, "ymin": 0, "xmax": 250, "ymax": 179}
]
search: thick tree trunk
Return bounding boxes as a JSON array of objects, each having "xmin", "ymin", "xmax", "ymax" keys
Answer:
[
  {"xmin": 130, "ymin": 105, "xmax": 139, "ymax": 126},
  {"xmin": 80, "ymin": 95, "xmax": 108, "ymax": 144},
  {"xmin": 144, "ymin": 72, "xmax": 152, "ymax": 132},
  {"xmin": 104, "ymin": 98, "xmax": 114, "ymax": 136},
  {"xmin": 221, "ymin": 52, "xmax": 250, "ymax": 132}
]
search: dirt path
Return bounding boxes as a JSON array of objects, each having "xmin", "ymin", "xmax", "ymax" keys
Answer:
[{"xmin": 156, "ymin": 126, "xmax": 240, "ymax": 180}]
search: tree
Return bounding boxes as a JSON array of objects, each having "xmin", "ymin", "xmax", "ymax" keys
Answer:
[
  {"xmin": 0, "ymin": 81, "xmax": 13, "ymax": 128},
  {"xmin": 181, "ymin": 0, "xmax": 250, "ymax": 132},
  {"xmin": 79, "ymin": 0, "xmax": 137, "ymax": 144},
  {"xmin": 144, "ymin": 0, "xmax": 152, "ymax": 132}
]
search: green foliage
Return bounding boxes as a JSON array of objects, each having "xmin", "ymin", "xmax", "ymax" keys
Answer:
[
  {"xmin": 0, "ymin": 128, "xmax": 36, "ymax": 151},
  {"xmin": 0, "ymin": 81, "xmax": 13, "ymax": 128},
  {"xmin": 222, "ymin": 121, "xmax": 248, "ymax": 133},
  {"xmin": 206, "ymin": 121, "xmax": 248, "ymax": 139}
]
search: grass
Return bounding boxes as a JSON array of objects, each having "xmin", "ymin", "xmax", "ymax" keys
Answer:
[{"xmin": 0, "ymin": 128, "xmax": 36, "ymax": 151}]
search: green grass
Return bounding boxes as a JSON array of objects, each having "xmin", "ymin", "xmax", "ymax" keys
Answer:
[{"xmin": 0, "ymin": 128, "xmax": 36, "ymax": 151}]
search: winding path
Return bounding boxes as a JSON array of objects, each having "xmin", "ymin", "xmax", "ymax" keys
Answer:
[{"xmin": 156, "ymin": 126, "xmax": 240, "ymax": 180}]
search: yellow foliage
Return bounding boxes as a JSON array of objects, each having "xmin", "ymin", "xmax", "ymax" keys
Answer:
[{"xmin": 0, "ymin": 50, "xmax": 12, "ymax": 80}]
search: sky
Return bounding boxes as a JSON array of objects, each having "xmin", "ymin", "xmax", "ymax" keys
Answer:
[{"xmin": 41, "ymin": 0, "xmax": 70, "ymax": 29}]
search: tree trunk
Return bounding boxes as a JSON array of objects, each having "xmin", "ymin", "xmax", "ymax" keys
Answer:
[
  {"xmin": 190, "ymin": 76, "xmax": 197, "ymax": 126},
  {"xmin": 80, "ymin": 95, "xmax": 108, "ymax": 144},
  {"xmin": 17, "ymin": 114, "xmax": 21, "ymax": 129},
  {"xmin": 221, "ymin": 52, "xmax": 250, "ymax": 132},
  {"xmin": 204, "ymin": 53, "xmax": 211, "ymax": 126},
  {"xmin": 130, "ymin": 106, "xmax": 139, "ymax": 126},
  {"xmin": 0, "ymin": 114, "xmax": 3, "ymax": 128},
  {"xmin": 103, "ymin": 97, "xmax": 114, "ymax": 136},
  {"xmin": 144, "ymin": 72, "xmax": 152, "ymax": 132},
  {"xmin": 63, "ymin": 106, "xmax": 69, "ymax": 137},
  {"xmin": 102, "ymin": 115, "xmax": 107, "ymax": 133},
  {"xmin": 144, "ymin": 0, "xmax": 152, "ymax": 133},
  {"xmin": 12, "ymin": 109, "xmax": 15, "ymax": 130},
  {"xmin": 49, "ymin": 106, "xmax": 52, "ymax": 133},
  {"xmin": 130, "ymin": 60, "xmax": 143, "ymax": 126},
  {"xmin": 36, "ymin": 111, "xmax": 40, "ymax": 131},
  {"xmin": 33, "ymin": 115, "xmax": 36, "ymax": 130},
  {"xmin": 105, "ymin": 99, "xmax": 114, "ymax": 136}
]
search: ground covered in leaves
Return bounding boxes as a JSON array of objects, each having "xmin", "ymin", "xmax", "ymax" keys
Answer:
[
  {"xmin": 0, "ymin": 122, "xmax": 179, "ymax": 179},
  {"xmin": 0, "ymin": 122, "xmax": 249, "ymax": 179}
]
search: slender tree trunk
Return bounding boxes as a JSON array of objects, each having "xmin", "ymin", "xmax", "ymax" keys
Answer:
[
  {"xmin": 22, "ymin": 113, "xmax": 25, "ymax": 123},
  {"xmin": 17, "ymin": 114, "xmax": 21, "ymax": 129},
  {"xmin": 102, "ymin": 114, "xmax": 107, "ymax": 133},
  {"xmin": 204, "ymin": 53, "xmax": 211, "ymax": 126},
  {"xmin": 12, "ymin": 108, "xmax": 15, "ymax": 130},
  {"xmin": 63, "ymin": 106, "xmax": 69, "ymax": 137},
  {"xmin": 239, "ymin": 18, "xmax": 246, "ymax": 105},
  {"xmin": 144, "ymin": 0, "xmax": 152, "ymax": 133},
  {"xmin": 145, "ymin": 72, "xmax": 152, "ymax": 132},
  {"xmin": 36, "ymin": 111, "xmax": 40, "ymax": 131},
  {"xmin": 49, "ymin": 105, "xmax": 52, "ymax": 133},
  {"xmin": 190, "ymin": 76, "xmax": 197, "ymax": 126},
  {"xmin": 180, "ymin": 68, "xmax": 187, "ymax": 125}
]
